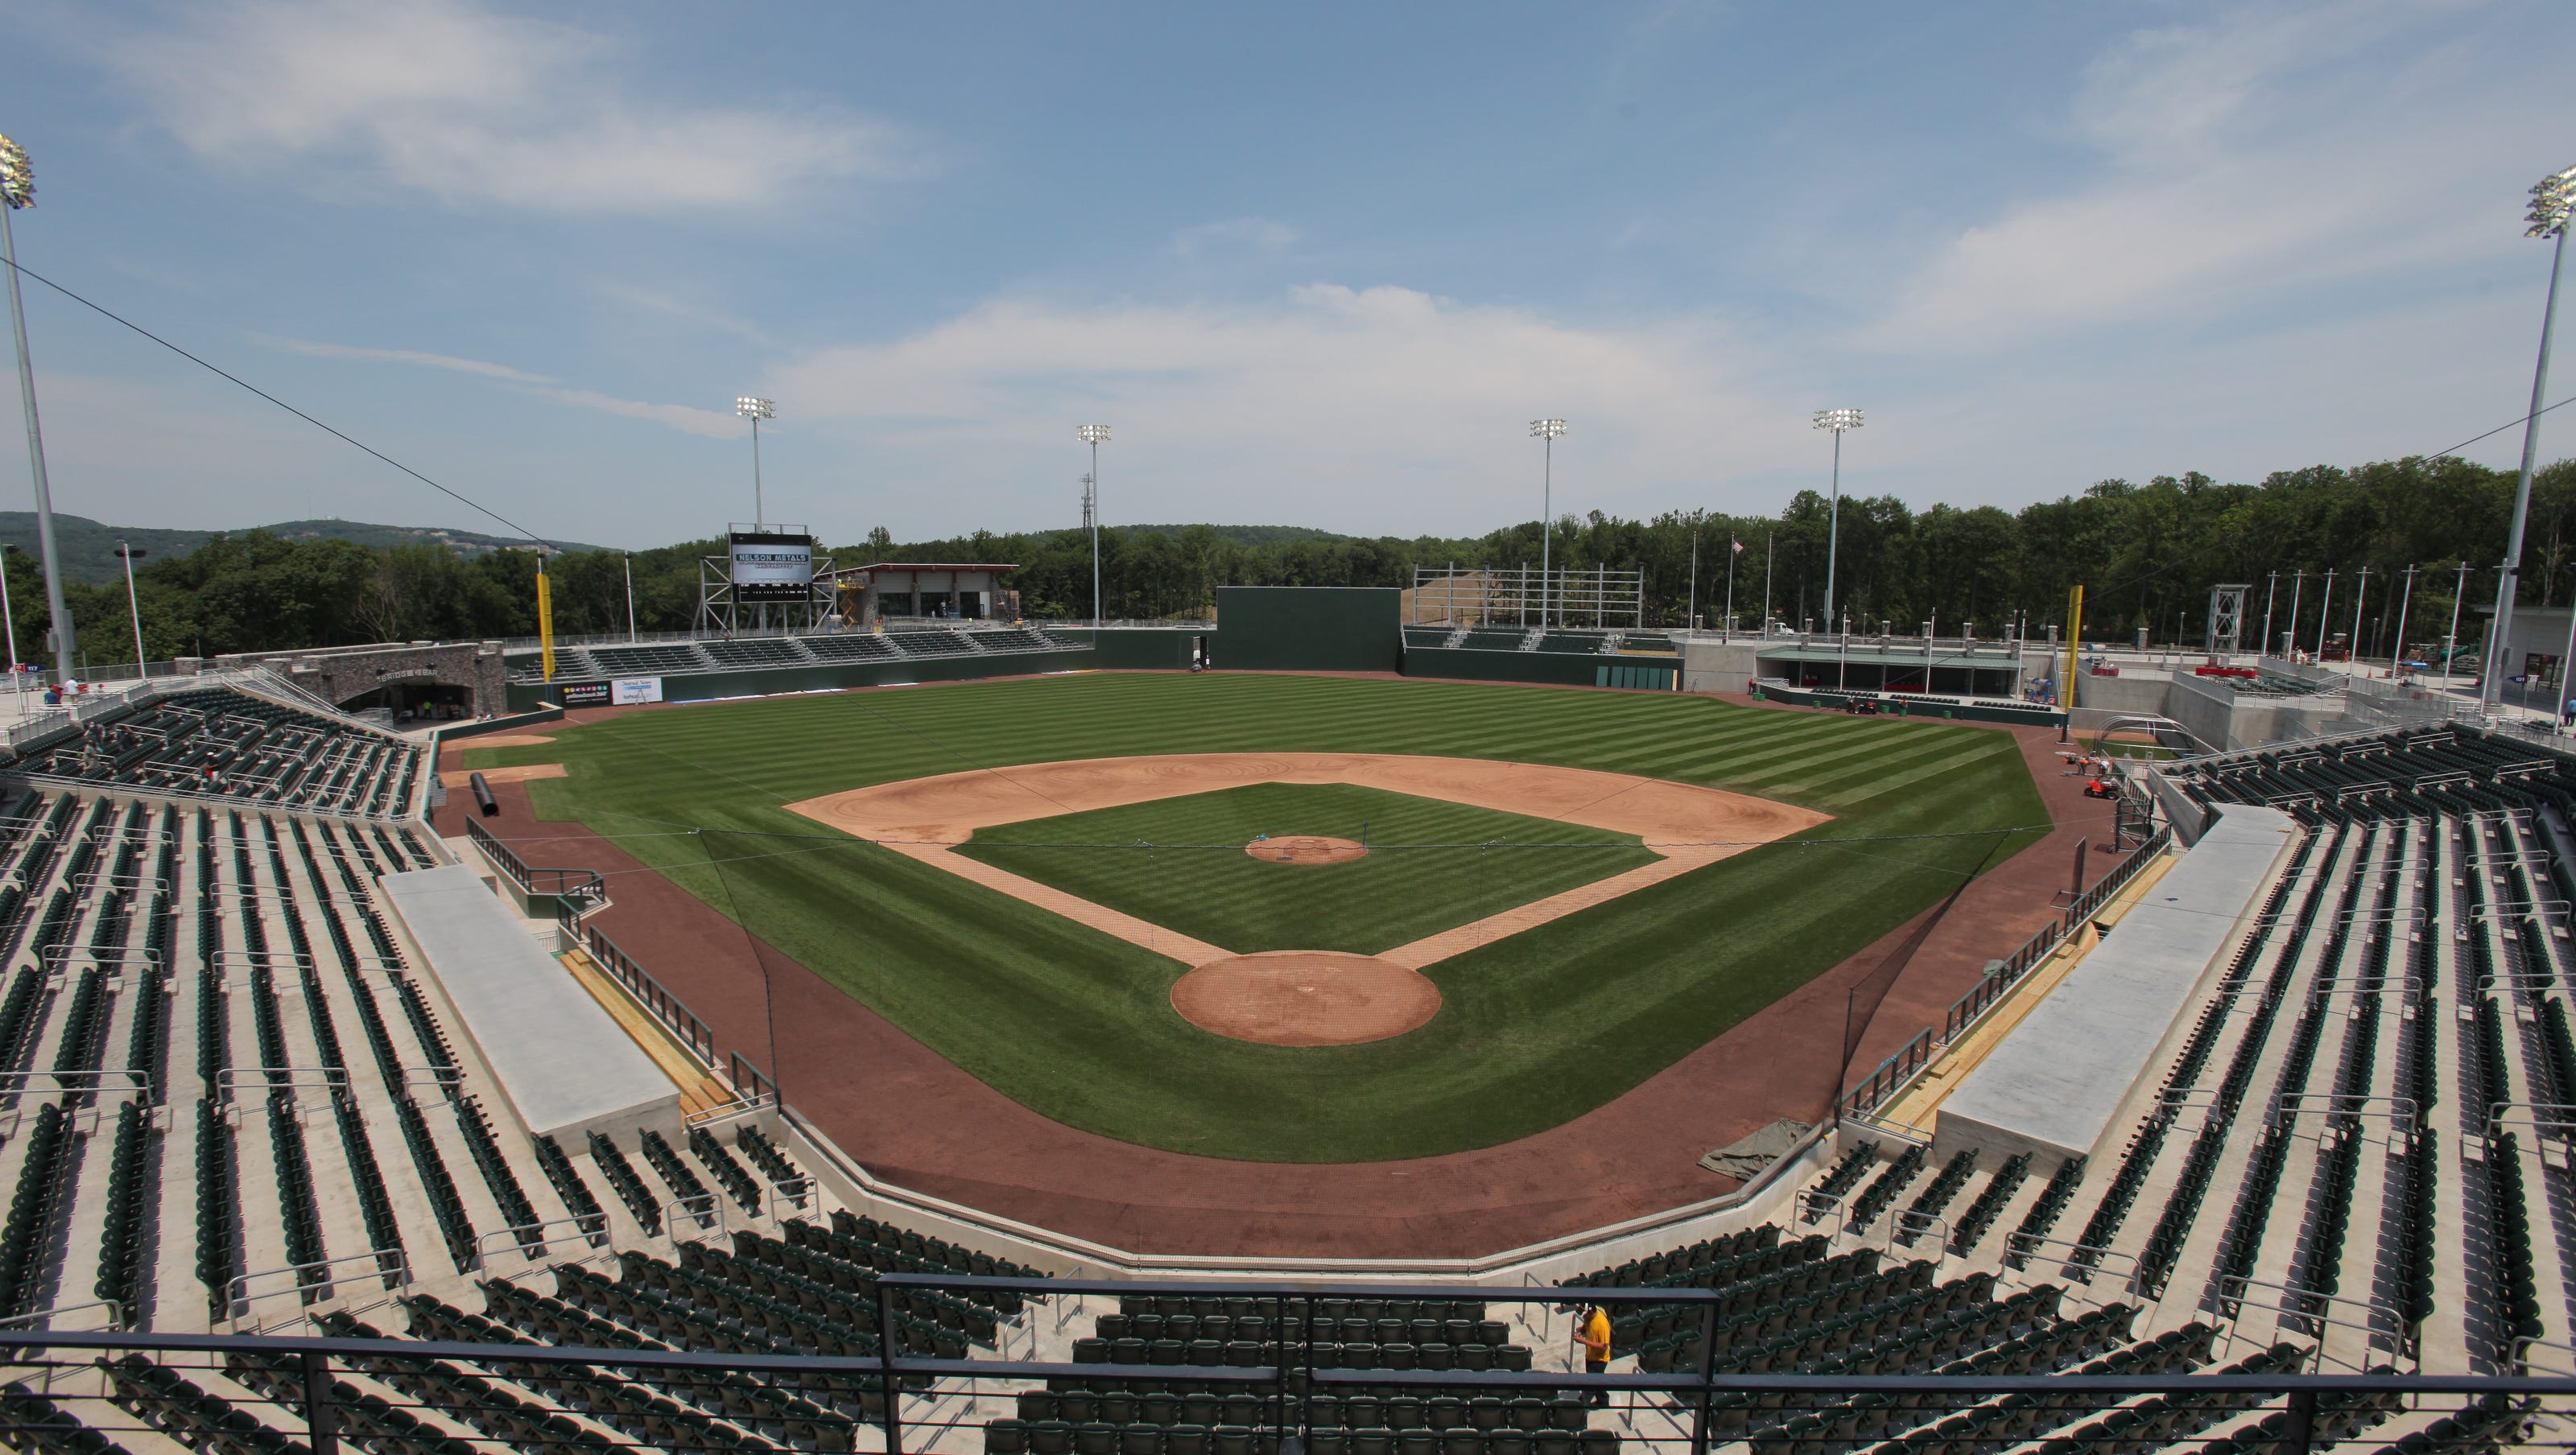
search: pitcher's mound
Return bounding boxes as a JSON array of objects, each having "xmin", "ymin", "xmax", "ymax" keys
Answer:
[
  {"xmin": 1172, "ymin": 952, "xmax": 1439, "ymax": 1046},
  {"xmin": 1246, "ymin": 835, "xmax": 1367, "ymax": 864}
]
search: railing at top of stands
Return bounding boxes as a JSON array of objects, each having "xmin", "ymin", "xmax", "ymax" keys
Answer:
[
  {"xmin": 1837, "ymin": 828, "xmax": 2174, "ymax": 1123},
  {"xmin": 2, "ymin": 1295, "xmax": 2563, "ymax": 1455},
  {"xmin": 580, "ymin": 921, "xmax": 716, "ymax": 1067},
  {"xmin": 463, "ymin": 817, "xmax": 604, "ymax": 907}
]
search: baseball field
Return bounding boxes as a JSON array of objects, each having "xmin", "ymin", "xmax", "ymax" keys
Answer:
[{"xmin": 460, "ymin": 671, "xmax": 2049, "ymax": 1161}]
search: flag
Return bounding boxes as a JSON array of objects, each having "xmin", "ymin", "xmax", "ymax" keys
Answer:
[{"xmin": 1731, "ymin": 538, "xmax": 1744, "ymax": 554}]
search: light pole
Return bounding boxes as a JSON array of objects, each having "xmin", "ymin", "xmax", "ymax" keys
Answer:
[
  {"xmin": 622, "ymin": 553, "xmax": 637, "ymax": 643},
  {"xmin": 2447, "ymin": 562, "xmax": 2471, "ymax": 695},
  {"xmin": 2259, "ymin": 571, "xmax": 2277, "ymax": 662},
  {"xmin": 2347, "ymin": 567, "xmax": 2369, "ymax": 675},
  {"xmin": 1530, "ymin": 419, "xmax": 1565, "ymax": 629},
  {"xmin": 2297, "ymin": 567, "xmax": 2318, "ymax": 659},
  {"xmin": 2315, "ymin": 569, "xmax": 2337, "ymax": 663},
  {"xmin": 1812, "ymin": 409, "xmax": 1863, "ymax": 629},
  {"xmin": 0, "ymin": 134, "xmax": 72, "ymax": 686},
  {"xmin": 0, "ymin": 546, "xmax": 18, "ymax": 704},
  {"xmin": 114, "ymin": 542, "xmax": 145, "ymax": 678},
  {"xmin": 2483, "ymin": 163, "xmax": 2576, "ymax": 712},
  {"xmin": 736, "ymin": 397, "xmax": 774, "ymax": 527},
  {"xmin": 2392, "ymin": 564, "xmax": 2417, "ymax": 676},
  {"xmin": 1078, "ymin": 425, "xmax": 1110, "ymax": 625}
]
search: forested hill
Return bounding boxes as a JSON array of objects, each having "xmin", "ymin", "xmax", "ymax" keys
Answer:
[
  {"xmin": 8, "ymin": 451, "xmax": 2575, "ymax": 671},
  {"xmin": 1113, "ymin": 525, "xmax": 1347, "ymax": 547},
  {"xmin": 0, "ymin": 513, "xmax": 614, "ymax": 585}
]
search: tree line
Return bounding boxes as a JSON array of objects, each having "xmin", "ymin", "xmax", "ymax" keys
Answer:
[{"xmin": 11, "ymin": 451, "xmax": 2576, "ymax": 669}]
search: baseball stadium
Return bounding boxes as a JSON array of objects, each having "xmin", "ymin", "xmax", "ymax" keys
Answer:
[{"xmin": 0, "ymin": 571, "xmax": 2555, "ymax": 1455}]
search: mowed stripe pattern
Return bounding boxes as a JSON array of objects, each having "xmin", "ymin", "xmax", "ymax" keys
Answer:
[{"xmin": 472, "ymin": 673, "xmax": 2046, "ymax": 1162}]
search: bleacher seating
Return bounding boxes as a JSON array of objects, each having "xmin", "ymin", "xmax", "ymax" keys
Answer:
[
  {"xmin": 10, "ymin": 687, "xmax": 424, "ymax": 818},
  {"xmin": 506, "ymin": 624, "xmax": 1087, "ymax": 685}
]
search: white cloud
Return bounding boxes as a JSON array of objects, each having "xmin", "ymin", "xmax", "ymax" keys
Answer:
[
  {"xmin": 766, "ymin": 284, "xmax": 1830, "ymax": 534},
  {"xmin": 261, "ymin": 335, "xmax": 738, "ymax": 437},
  {"xmin": 1869, "ymin": 2, "xmax": 2541, "ymax": 351},
  {"xmin": 526, "ymin": 386, "xmax": 738, "ymax": 439},
  {"xmin": 97, "ymin": 0, "xmax": 931, "ymax": 216},
  {"xmin": 266, "ymin": 337, "xmax": 555, "ymax": 384}
]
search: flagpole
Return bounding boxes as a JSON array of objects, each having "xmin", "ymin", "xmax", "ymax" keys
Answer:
[
  {"xmin": 1724, "ymin": 538, "xmax": 1736, "ymax": 641},
  {"xmin": 1763, "ymin": 533, "xmax": 1775, "ymax": 636},
  {"xmin": 1686, "ymin": 529, "xmax": 1699, "ymax": 633}
]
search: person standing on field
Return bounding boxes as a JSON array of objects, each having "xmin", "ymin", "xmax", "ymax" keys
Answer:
[{"xmin": 1575, "ymin": 1304, "xmax": 1612, "ymax": 1406}]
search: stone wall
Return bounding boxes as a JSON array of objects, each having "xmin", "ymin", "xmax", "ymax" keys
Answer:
[{"xmin": 192, "ymin": 641, "xmax": 510, "ymax": 716}]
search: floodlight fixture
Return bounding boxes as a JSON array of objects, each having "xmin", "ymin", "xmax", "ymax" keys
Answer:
[
  {"xmin": 2526, "ymin": 163, "xmax": 2576, "ymax": 239},
  {"xmin": 0, "ymin": 130, "xmax": 71, "ymax": 682},
  {"xmin": 736, "ymin": 396, "xmax": 775, "ymax": 527},
  {"xmin": 1813, "ymin": 407, "xmax": 1864, "ymax": 633},
  {"xmin": 0, "ymin": 135, "xmax": 28, "ymax": 211},
  {"xmin": 1080, "ymin": 427, "xmax": 1113, "ymax": 623},
  {"xmin": 2485, "ymin": 164, "xmax": 2576, "ymax": 711},
  {"xmin": 1529, "ymin": 419, "xmax": 1567, "ymax": 625}
]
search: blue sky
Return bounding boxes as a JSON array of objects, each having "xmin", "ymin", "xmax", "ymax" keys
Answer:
[{"xmin": 2, "ymin": 0, "xmax": 2571, "ymax": 549}]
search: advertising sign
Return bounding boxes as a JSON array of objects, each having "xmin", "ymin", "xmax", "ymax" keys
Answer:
[
  {"xmin": 611, "ymin": 677, "xmax": 665, "ymax": 705},
  {"xmin": 730, "ymin": 532, "xmax": 815, "ymax": 601},
  {"xmin": 557, "ymin": 682, "xmax": 610, "ymax": 707}
]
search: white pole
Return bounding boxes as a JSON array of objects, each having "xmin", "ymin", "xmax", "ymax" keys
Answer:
[
  {"xmin": 118, "ymin": 542, "xmax": 143, "ymax": 678},
  {"xmin": 2392, "ymin": 564, "xmax": 2416, "ymax": 676},
  {"xmin": 2487, "ymin": 223, "xmax": 2573, "ymax": 711},
  {"xmin": 1724, "ymin": 536, "xmax": 1736, "ymax": 642},
  {"xmin": 624, "ymin": 554, "xmax": 637, "ymax": 643},
  {"xmin": 0, "ymin": 190, "xmax": 72, "ymax": 683},
  {"xmin": 2447, "ymin": 563, "xmax": 2471, "ymax": 695},
  {"xmin": 1686, "ymin": 530, "xmax": 1698, "ymax": 633}
]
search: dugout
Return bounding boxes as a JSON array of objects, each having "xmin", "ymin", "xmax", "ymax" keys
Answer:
[{"xmin": 1214, "ymin": 587, "xmax": 1402, "ymax": 672}]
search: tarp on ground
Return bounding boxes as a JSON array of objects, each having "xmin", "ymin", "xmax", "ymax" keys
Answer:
[{"xmin": 1699, "ymin": 1118, "xmax": 1814, "ymax": 1179}]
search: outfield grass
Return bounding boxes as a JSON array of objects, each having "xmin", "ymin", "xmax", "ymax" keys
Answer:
[
  {"xmin": 469, "ymin": 673, "xmax": 2049, "ymax": 1161},
  {"xmin": 960, "ymin": 781, "xmax": 1657, "ymax": 955}
]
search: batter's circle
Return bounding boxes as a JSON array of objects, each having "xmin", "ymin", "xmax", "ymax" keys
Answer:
[{"xmin": 1171, "ymin": 951, "xmax": 1440, "ymax": 1046}]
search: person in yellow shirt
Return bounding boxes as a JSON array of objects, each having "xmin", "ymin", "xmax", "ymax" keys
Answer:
[{"xmin": 1574, "ymin": 1304, "xmax": 1611, "ymax": 1407}]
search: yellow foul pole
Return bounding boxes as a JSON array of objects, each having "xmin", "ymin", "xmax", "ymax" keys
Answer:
[
  {"xmin": 536, "ymin": 559, "xmax": 556, "ymax": 683},
  {"xmin": 2063, "ymin": 584, "xmax": 2084, "ymax": 707}
]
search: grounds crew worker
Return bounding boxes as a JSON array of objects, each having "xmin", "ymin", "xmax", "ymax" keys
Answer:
[{"xmin": 1575, "ymin": 1304, "xmax": 1612, "ymax": 1406}]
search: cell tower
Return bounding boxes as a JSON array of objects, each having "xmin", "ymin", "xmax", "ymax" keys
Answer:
[{"xmin": 2205, "ymin": 583, "xmax": 2248, "ymax": 658}]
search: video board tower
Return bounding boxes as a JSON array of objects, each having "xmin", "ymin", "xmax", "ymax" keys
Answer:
[
  {"xmin": 2205, "ymin": 583, "xmax": 2248, "ymax": 660},
  {"xmin": 700, "ymin": 523, "xmax": 832, "ymax": 634}
]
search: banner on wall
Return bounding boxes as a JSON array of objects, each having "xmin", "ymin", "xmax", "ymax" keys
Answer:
[
  {"xmin": 556, "ymin": 682, "xmax": 610, "ymax": 707},
  {"xmin": 611, "ymin": 677, "xmax": 665, "ymax": 705}
]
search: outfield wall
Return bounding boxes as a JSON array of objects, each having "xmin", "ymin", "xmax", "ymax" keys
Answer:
[
  {"xmin": 1216, "ymin": 586, "xmax": 1402, "ymax": 671},
  {"xmin": 1403, "ymin": 646, "xmax": 1677, "ymax": 690},
  {"xmin": 505, "ymin": 648, "xmax": 1092, "ymax": 711}
]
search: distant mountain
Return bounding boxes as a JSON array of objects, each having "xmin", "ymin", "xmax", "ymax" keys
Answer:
[
  {"xmin": 1113, "ymin": 524, "xmax": 1351, "ymax": 546},
  {"xmin": 0, "ymin": 512, "xmax": 614, "ymax": 584}
]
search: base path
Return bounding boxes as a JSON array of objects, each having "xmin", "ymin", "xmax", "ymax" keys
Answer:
[
  {"xmin": 786, "ymin": 752, "xmax": 1825, "ymax": 969},
  {"xmin": 437, "ymin": 683, "xmax": 2116, "ymax": 1259}
]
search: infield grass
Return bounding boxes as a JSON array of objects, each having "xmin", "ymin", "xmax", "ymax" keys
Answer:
[
  {"xmin": 960, "ymin": 781, "xmax": 1656, "ymax": 955},
  {"xmin": 469, "ymin": 672, "xmax": 2049, "ymax": 1161}
]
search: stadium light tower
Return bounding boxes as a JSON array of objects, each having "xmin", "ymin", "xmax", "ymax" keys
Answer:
[
  {"xmin": 1813, "ymin": 409, "xmax": 1864, "ymax": 628},
  {"xmin": 2482, "ymin": 162, "xmax": 2576, "ymax": 714},
  {"xmin": 1079, "ymin": 425, "xmax": 1110, "ymax": 626},
  {"xmin": 736, "ymin": 397, "xmax": 774, "ymax": 528},
  {"xmin": 1530, "ymin": 418, "xmax": 1566, "ymax": 628},
  {"xmin": 114, "ymin": 543, "xmax": 146, "ymax": 678},
  {"xmin": 0, "ymin": 134, "xmax": 73, "ymax": 684}
]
